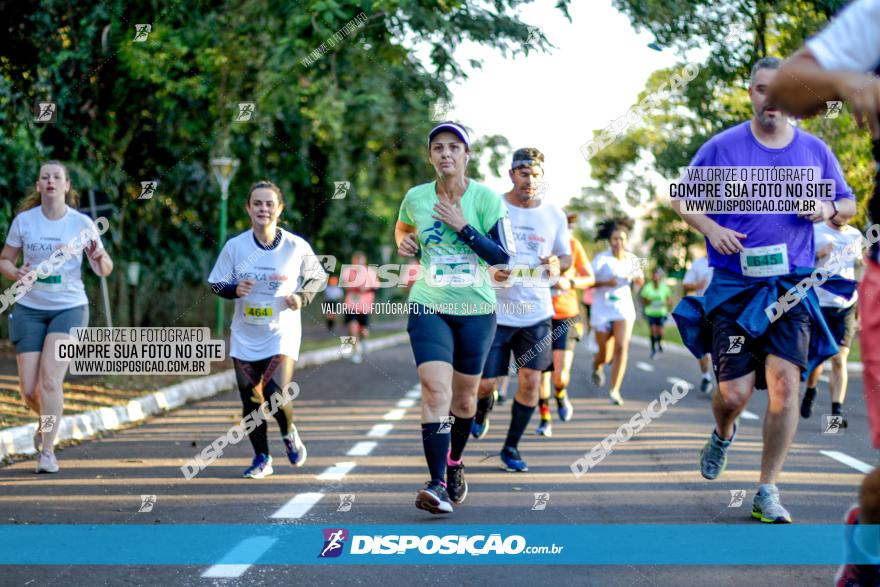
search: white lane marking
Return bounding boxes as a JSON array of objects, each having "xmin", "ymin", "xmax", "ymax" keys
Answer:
[
  {"xmin": 406, "ymin": 389, "xmax": 421, "ymax": 399},
  {"xmin": 317, "ymin": 461, "xmax": 357, "ymax": 481},
  {"xmin": 347, "ymin": 441, "xmax": 377, "ymax": 456},
  {"xmin": 819, "ymin": 375, "xmax": 829, "ymax": 383},
  {"xmin": 383, "ymin": 409, "xmax": 406, "ymax": 420},
  {"xmin": 636, "ymin": 361, "xmax": 655, "ymax": 372},
  {"xmin": 740, "ymin": 410, "xmax": 760, "ymax": 420},
  {"xmin": 396, "ymin": 398, "xmax": 416, "ymax": 408},
  {"xmin": 821, "ymin": 450, "xmax": 875, "ymax": 474},
  {"xmin": 270, "ymin": 492, "xmax": 324, "ymax": 519},
  {"xmin": 367, "ymin": 423, "xmax": 393, "ymax": 438},
  {"xmin": 201, "ymin": 536, "xmax": 278, "ymax": 577}
]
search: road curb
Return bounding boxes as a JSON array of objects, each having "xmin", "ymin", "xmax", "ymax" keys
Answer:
[{"xmin": 0, "ymin": 332, "xmax": 408, "ymax": 460}]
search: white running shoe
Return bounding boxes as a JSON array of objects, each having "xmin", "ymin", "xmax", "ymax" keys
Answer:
[{"xmin": 35, "ymin": 451, "xmax": 59, "ymax": 474}]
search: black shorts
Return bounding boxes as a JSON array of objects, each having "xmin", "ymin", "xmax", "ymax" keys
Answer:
[
  {"xmin": 709, "ymin": 295, "xmax": 811, "ymax": 390},
  {"xmin": 406, "ymin": 306, "xmax": 496, "ymax": 375},
  {"xmin": 646, "ymin": 314, "xmax": 667, "ymax": 328},
  {"xmin": 551, "ymin": 317, "xmax": 581, "ymax": 352},
  {"xmin": 483, "ymin": 319, "xmax": 553, "ymax": 378},
  {"xmin": 344, "ymin": 312, "xmax": 370, "ymax": 327},
  {"xmin": 821, "ymin": 304, "xmax": 857, "ymax": 348}
]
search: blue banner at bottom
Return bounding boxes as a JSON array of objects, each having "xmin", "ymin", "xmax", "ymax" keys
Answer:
[{"xmin": 0, "ymin": 524, "xmax": 876, "ymax": 565}]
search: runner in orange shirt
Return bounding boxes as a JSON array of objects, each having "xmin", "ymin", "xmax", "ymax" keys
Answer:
[
  {"xmin": 342, "ymin": 252, "xmax": 380, "ymax": 363},
  {"xmin": 536, "ymin": 211, "xmax": 595, "ymax": 436}
]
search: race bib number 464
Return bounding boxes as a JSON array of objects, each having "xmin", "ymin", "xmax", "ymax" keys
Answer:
[{"xmin": 244, "ymin": 301, "xmax": 275, "ymax": 325}]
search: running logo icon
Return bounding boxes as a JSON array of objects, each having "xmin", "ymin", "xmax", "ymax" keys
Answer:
[
  {"xmin": 332, "ymin": 181, "xmax": 350, "ymax": 199},
  {"xmin": 438, "ymin": 415, "xmax": 455, "ymax": 434},
  {"xmin": 825, "ymin": 101, "xmax": 843, "ymax": 119},
  {"xmin": 725, "ymin": 336, "xmax": 745, "ymax": 355},
  {"xmin": 34, "ymin": 102, "xmax": 57, "ymax": 123},
  {"xmin": 139, "ymin": 181, "xmax": 157, "ymax": 200},
  {"xmin": 138, "ymin": 495, "xmax": 156, "ymax": 513},
  {"xmin": 236, "ymin": 103, "xmax": 256, "ymax": 122},
  {"xmin": 430, "ymin": 101, "xmax": 452, "ymax": 121},
  {"xmin": 526, "ymin": 25, "xmax": 541, "ymax": 45},
  {"xmin": 629, "ymin": 257, "xmax": 648, "ymax": 279},
  {"xmin": 532, "ymin": 492, "xmax": 550, "ymax": 510},
  {"xmin": 728, "ymin": 489, "xmax": 746, "ymax": 508},
  {"xmin": 39, "ymin": 415, "xmax": 57, "ymax": 433},
  {"xmin": 319, "ymin": 528, "xmax": 348, "ymax": 558},
  {"xmin": 724, "ymin": 22, "xmax": 746, "ymax": 44},
  {"xmin": 133, "ymin": 24, "xmax": 152, "ymax": 42},
  {"xmin": 534, "ymin": 181, "xmax": 549, "ymax": 200},
  {"xmin": 339, "ymin": 336, "xmax": 356, "ymax": 356},
  {"xmin": 824, "ymin": 415, "xmax": 845, "ymax": 434},
  {"xmin": 337, "ymin": 494, "xmax": 355, "ymax": 512}
]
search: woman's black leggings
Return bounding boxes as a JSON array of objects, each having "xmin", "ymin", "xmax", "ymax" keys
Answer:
[{"xmin": 233, "ymin": 355, "xmax": 296, "ymax": 456}]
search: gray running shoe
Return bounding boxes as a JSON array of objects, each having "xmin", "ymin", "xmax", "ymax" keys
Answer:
[
  {"xmin": 592, "ymin": 367, "xmax": 605, "ymax": 387},
  {"xmin": 699, "ymin": 426, "xmax": 735, "ymax": 480},
  {"xmin": 752, "ymin": 485, "xmax": 792, "ymax": 524}
]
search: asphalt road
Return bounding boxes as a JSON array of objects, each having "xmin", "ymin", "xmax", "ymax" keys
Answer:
[{"xmin": 0, "ymin": 334, "xmax": 872, "ymax": 586}]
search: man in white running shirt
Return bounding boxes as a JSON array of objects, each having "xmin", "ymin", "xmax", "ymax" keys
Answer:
[{"xmin": 682, "ymin": 253, "xmax": 715, "ymax": 395}]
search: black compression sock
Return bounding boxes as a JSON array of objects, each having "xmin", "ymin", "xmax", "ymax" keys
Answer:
[
  {"xmin": 832, "ymin": 402, "xmax": 843, "ymax": 415},
  {"xmin": 504, "ymin": 400, "xmax": 536, "ymax": 450},
  {"xmin": 475, "ymin": 395, "xmax": 493, "ymax": 423},
  {"xmin": 422, "ymin": 422, "xmax": 451, "ymax": 484},
  {"xmin": 448, "ymin": 411, "xmax": 474, "ymax": 462}
]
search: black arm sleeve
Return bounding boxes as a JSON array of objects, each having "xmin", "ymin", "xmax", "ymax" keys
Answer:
[
  {"xmin": 456, "ymin": 219, "xmax": 514, "ymax": 267},
  {"xmin": 210, "ymin": 282, "xmax": 238, "ymax": 300}
]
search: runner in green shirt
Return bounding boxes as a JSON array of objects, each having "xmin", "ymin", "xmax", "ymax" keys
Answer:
[
  {"xmin": 394, "ymin": 122, "xmax": 514, "ymax": 515},
  {"xmin": 640, "ymin": 267, "xmax": 672, "ymax": 359}
]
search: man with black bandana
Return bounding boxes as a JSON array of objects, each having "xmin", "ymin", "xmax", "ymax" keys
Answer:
[{"xmin": 474, "ymin": 148, "xmax": 572, "ymax": 472}]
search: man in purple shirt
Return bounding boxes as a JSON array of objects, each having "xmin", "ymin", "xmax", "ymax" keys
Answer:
[{"xmin": 671, "ymin": 56, "xmax": 856, "ymax": 524}]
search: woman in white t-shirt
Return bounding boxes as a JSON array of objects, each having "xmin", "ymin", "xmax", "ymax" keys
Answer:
[
  {"xmin": 208, "ymin": 181, "xmax": 326, "ymax": 479},
  {"xmin": 589, "ymin": 218, "xmax": 644, "ymax": 405},
  {"xmin": 1, "ymin": 161, "xmax": 114, "ymax": 473}
]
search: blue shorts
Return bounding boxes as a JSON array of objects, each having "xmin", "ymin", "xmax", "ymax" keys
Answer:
[
  {"xmin": 646, "ymin": 314, "xmax": 667, "ymax": 328},
  {"xmin": 482, "ymin": 319, "xmax": 553, "ymax": 378},
  {"xmin": 9, "ymin": 304, "xmax": 89, "ymax": 354},
  {"xmin": 406, "ymin": 306, "xmax": 497, "ymax": 375}
]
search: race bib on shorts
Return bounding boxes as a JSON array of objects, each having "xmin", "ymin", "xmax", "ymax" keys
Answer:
[
  {"xmin": 244, "ymin": 301, "xmax": 276, "ymax": 325},
  {"xmin": 33, "ymin": 274, "xmax": 64, "ymax": 292},
  {"xmin": 740, "ymin": 244, "xmax": 789, "ymax": 277},
  {"xmin": 430, "ymin": 254, "xmax": 477, "ymax": 286}
]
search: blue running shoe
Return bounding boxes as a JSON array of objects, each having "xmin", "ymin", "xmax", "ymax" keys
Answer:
[
  {"xmin": 283, "ymin": 427, "xmax": 307, "ymax": 467},
  {"xmin": 471, "ymin": 417, "xmax": 490, "ymax": 439},
  {"xmin": 500, "ymin": 446, "xmax": 528, "ymax": 472},
  {"xmin": 243, "ymin": 453, "xmax": 274, "ymax": 478},
  {"xmin": 535, "ymin": 419, "xmax": 552, "ymax": 437},
  {"xmin": 556, "ymin": 392, "xmax": 573, "ymax": 422}
]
